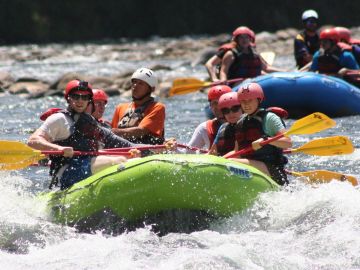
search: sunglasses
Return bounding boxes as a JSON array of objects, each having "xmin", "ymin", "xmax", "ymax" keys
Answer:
[
  {"xmin": 221, "ymin": 105, "xmax": 241, "ymax": 115},
  {"xmin": 69, "ymin": 94, "xmax": 91, "ymax": 101}
]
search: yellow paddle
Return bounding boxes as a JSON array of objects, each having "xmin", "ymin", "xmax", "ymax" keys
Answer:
[
  {"xmin": 283, "ymin": 136, "xmax": 354, "ymax": 156},
  {"xmin": 288, "ymin": 170, "xmax": 358, "ymax": 186},
  {"xmin": 260, "ymin": 51, "xmax": 276, "ymax": 65},
  {"xmin": 0, "ymin": 141, "xmax": 132, "ymax": 171},
  {"xmin": 224, "ymin": 112, "xmax": 336, "ymax": 159},
  {"xmin": 169, "ymin": 78, "xmax": 245, "ymax": 97}
]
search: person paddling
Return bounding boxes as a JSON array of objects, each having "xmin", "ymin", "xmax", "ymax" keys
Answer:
[
  {"xmin": 205, "ymin": 28, "xmax": 255, "ymax": 82},
  {"xmin": 231, "ymin": 83, "xmax": 292, "ymax": 185},
  {"xmin": 28, "ymin": 80, "xmax": 141, "ymax": 190},
  {"xmin": 334, "ymin": 26, "xmax": 360, "ymax": 66},
  {"xmin": 111, "ymin": 68, "xmax": 165, "ymax": 145},
  {"xmin": 187, "ymin": 85, "xmax": 232, "ymax": 151},
  {"xmin": 220, "ymin": 26, "xmax": 283, "ymax": 86},
  {"xmin": 309, "ymin": 28, "xmax": 359, "ymax": 79},
  {"xmin": 294, "ymin": 9, "xmax": 320, "ymax": 69},
  {"xmin": 208, "ymin": 92, "xmax": 242, "ymax": 156}
]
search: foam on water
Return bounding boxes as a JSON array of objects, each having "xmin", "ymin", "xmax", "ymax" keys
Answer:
[{"xmin": 0, "ymin": 171, "xmax": 359, "ymax": 269}]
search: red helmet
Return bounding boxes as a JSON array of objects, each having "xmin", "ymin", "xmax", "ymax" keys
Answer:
[
  {"xmin": 334, "ymin": 27, "xmax": 351, "ymax": 43},
  {"xmin": 92, "ymin": 89, "xmax": 108, "ymax": 104},
  {"xmin": 237, "ymin": 83, "xmax": 264, "ymax": 102},
  {"xmin": 232, "ymin": 26, "xmax": 255, "ymax": 43},
  {"xmin": 208, "ymin": 85, "xmax": 232, "ymax": 101},
  {"xmin": 218, "ymin": 92, "xmax": 241, "ymax": 109},
  {"xmin": 64, "ymin": 80, "xmax": 93, "ymax": 99},
  {"xmin": 320, "ymin": 28, "xmax": 340, "ymax": 43}
]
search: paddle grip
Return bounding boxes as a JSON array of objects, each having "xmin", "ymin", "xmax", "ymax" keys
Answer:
[{"xmin": 176, "ymin": 144, "xmax": 208, "ymax": 153}]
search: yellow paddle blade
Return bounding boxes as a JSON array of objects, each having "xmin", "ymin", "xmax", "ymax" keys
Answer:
[
  {"xmin": 260, "ymin": 51, "xmax": 276, "ymax": 65},
  {"xmin": 169, "ymin": 83, "xmax": 210, "ymax": 97},
  {"xmin": 291, "ymin": 136, "xmax": 354, "ymax": 156},
  {"xmin": 291, "ymin": 170, "xmax": 358, "ymax": 186},
  {"xmin": 0, "ymin": 140, "xmax": 45, "ymax": 170},
  {"xmin": 286, "ymin": 112, "xmax": 336, "ymax": 136},
  {"xmin": 172, "ymin": 78, "xmax": 204, "ymax": 87}
]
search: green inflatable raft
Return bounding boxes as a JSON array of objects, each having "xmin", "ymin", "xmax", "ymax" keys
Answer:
[{"xmin": 39, "ymin": 154, "xmax": 279, "ymax": 233}]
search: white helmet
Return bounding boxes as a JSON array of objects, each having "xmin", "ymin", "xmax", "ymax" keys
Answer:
[
  {"xmin": 302, "ymin": 10, "xmax": 318, "ymax": 21},
  {"xmin": 131, "ymin": 68, "xmax": 158, "ymax": 88}
]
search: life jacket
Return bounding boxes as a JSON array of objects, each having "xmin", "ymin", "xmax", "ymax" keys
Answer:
[
  {"xmin": 218, "ymin": 42, "xmax": 236, "ymax": 53},
  {"xmin": 49, "ymin": 110, "xmax": 103, "ymax": 177},
  {"xmin": 234, "ymin": 109, "xmax": 286, "ymax": 165},
  {"xmin": 337, "ymin": 42, "xmax": 360, "ymax": 67},
  {"xmin": 215, "ymin": 122, "xmax": 237, "ymax": 156},
  {"xmin": 294, "ymin": 30, "xmax": 320, "ymax": 68},
  {"xmin": 205, "ymin": 118, "xmax": 222, "ymax": 148},
  {"xmin": 117, "ymin": 98, "xmax": 164, "ymax": 145},
  {"xmin": 228, "ymin": 46, "xmax": 262, "ymax": 80},
  {"xmin": 317, "ymin": 46, "xmax": 343, "ymax": 74}
]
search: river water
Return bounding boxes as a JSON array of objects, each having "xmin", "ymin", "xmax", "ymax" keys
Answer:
[{"xmin": 0, "ymin": 41, "xmax": 360, "ymax": 270}]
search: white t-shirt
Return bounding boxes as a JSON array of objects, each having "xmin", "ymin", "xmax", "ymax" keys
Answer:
[
  {"xmin": 39, "ymin": 113, "xmax": 75, "ymax": 142},
  {"xmin": 187, "ymin": 121, "xmax": 210, "ymax": 150}
]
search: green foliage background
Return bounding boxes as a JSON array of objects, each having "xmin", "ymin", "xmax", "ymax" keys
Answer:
[{"xmin": 1, "ymin": 0, "xmax": 359, "ymax": 44}]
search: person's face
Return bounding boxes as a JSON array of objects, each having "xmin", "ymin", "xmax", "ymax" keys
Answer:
[
  {"xmin": 320, "ymin": 39, "xmax": 333, "ymax": 51},
  {"xmin": 210, "ymin": 99, "xmax": 224, "ymax": 120},
  {"xmin": 131, "ymin": 79, "xmax": 152, "ymax": 99},
  {"xmin": 304, "ymin": 18, "xmax": 318, "ymax": 32},
  {"xmin": 240, "ymin": 98, "xmax": 259, "ymax": 115},
  {"xmin": 235, "ymin": 34, "xmax": 251, "ymax": 48},
  {"xmin": 92, "ymin": 100, "xmax": 107, "ymax": 119},
  {"xmin": 221, "ymin": 105, "xmax": 242, "ymax": 123},
  {"xmin": 68, "ymin": 93, "xmax": 91, "ymax": 113}
]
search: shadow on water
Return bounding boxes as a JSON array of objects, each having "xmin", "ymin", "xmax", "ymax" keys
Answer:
[{"xmin": 72, "ymin": 208, "xmax": 217, "ymax": 237}]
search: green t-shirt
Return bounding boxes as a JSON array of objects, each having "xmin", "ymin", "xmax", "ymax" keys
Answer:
[{"xmin": 262, "ymin": 112, "xmax": 285, "ymax": 136}]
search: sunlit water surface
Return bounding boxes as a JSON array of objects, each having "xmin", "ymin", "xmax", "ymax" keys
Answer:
[{"xmin": 0, "ymin": 42, "xmax": 359, "ymax": 270}]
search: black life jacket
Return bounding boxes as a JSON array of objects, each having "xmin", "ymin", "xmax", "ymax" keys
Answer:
[
  {"xmin": 317, "ymin": 46, "xmax": 343, "ymax": 74},
  {"xmin": 49, "ymin": 110, "xmax": 102, "ymax": 177},
  {"xmin": 206, "ymin": 118, "xmax": 222, "ymax": 148},
  {"xmin": 294, "ymin": 30, "xmax": 320, "ymax": 67},
  {"xmin": 215, "ymin": 122, "xmax": 237, "ymax": 156},
  {"xmin": 234, "ymin": 109, "xmax": 286, "ymax": 165},
  {"xmin": 228, "ymin": 46, "xmax": 262, "ymax": 80},
  {"xmin": 117, "ymin": 98, "xmax": 164, "ymax": 145}
]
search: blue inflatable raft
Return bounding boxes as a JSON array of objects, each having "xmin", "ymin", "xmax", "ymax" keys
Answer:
[{"xmin": 233, "ymin": 72, "xmax": 360, "ymax": 118}]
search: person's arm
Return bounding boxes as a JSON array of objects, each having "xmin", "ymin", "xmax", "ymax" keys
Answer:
[
  {"xmin": 252, "ymin": 113, "xmax": 292, "ymax": 150},
  {"xmin": 187, "ymin": 122, "xmax": 209, "ymax": 150},
  {"xmin": 205, "ymin": 55, "xmax": 221, "ymax": 82},
  {"xmin": 309, "ymin": 52, "xmax": 319, "ymax": 72},
  {"xmin": 299, "ymin": 61, "xmax": 312, "ymax": 72},
  {"xmin": 28, "ymin": 128, "xmax": 74, "ymax": 157},
  {"xmin": 260, "ymin": 57, "xmax": 286, "ymax": 73},
  {"xmin": 219, "ymin": 51, "xmax": 235, "ymax": 81}
]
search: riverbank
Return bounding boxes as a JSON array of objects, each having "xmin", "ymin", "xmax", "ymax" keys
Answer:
[{"xmin": 0, "ymin": 26, "xmax": 359, "ymax": 99}]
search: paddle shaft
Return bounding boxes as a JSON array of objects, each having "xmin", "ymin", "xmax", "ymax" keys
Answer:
[
  {"xmin": 102, "ymin": 145, "xmax": 166, "ymax": 152},
  {"xmin": 176, "ymin": 143, "xmax": 208, "ymax": 153},
  {"xmin": 41, "ymin": 150, "xmax": 132, "ymax": 157},
  {"xmin": 224, "ymin": 133, "xmax": 285, "ymax": 158}
]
